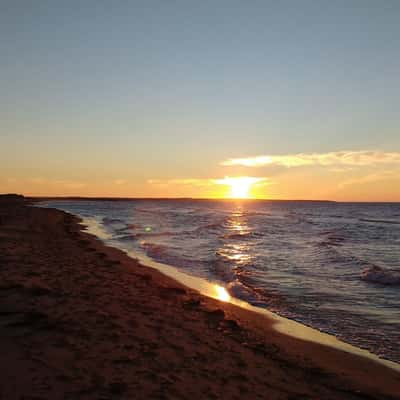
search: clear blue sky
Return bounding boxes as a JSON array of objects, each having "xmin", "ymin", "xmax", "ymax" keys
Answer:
[{"xmin": 1, "ymin": 1, "xmax": 399, "ymax": 199}]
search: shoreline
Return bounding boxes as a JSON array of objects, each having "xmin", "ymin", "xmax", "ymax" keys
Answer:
[
  {"xmin": 81, "ymin": 214, "xmax": 400, "ymax": 372},
  {"xmin": 1, "ymin": 196, "xmax": 399, "ymax": 399}
]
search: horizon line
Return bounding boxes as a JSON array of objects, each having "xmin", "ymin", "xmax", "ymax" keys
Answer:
[{"xmin": 17, "ymin": 194, "xmax": 400, "ymax": 203}]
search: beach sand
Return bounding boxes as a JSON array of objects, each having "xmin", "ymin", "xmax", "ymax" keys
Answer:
[{"xmin": 0, "ymin": 195, "xmax": 399, "ymax": 399}]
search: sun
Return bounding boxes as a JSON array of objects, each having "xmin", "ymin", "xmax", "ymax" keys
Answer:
[
  {"xmin": 215, "ymin": 176, "xmax": 266, "ymax": 199},
  {"xmin": 229, "ymin": 178, "xmax": 252, "ymax": 198}
]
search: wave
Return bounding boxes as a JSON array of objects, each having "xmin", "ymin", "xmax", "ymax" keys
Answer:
[
  {"xmin": 237, "ymin": 211, "xmax": 271, "ymax": 217},
  {"xmin": 102, "ymin": 217, "xmax": 125, "ymax": 225},
  {"xmin": 227, "ymin": 279, "xmax": 258, "ymax": 302},
  {"xmin": 360, "ymin": 218, "xmax": 400, "ymax": 225},
  {"xmin": 137, "ymin": 230, "xmax": 176, "ymax": 238},
  {"xmin": 194, "ymin": 221, "xmax": 225, "ymax": 233},
  {"xmin": 134, "ymin": 207, "xmax": 177, "ymax": 217},
  {"xmin": 115, "ymin": 224, "xmax": 140, "ymax": 234},
  {"xmin": 116, "ymin": 233, "xmax": 140, "ymax": 242},
  {"xmin": 122, "ymin": 229, "xmax": 198, "ymax": 240},
  {"xmin": 226, "ymin": 278, "xmax": 285, "ymax": 310},
  {"xmin": 139, "ymin": 241, "xmax": 209, "ymax": 273},
  {"xmin": 361, "ymin": 265, "xmax": 400, "ymax": 285},
  {"xmin": 222, "ymin": 231, "xmax": 264, "ymax": 240},
  {"xmin": 318, "ymin": 233, "xmax": 345, "ymax": 247},
  {"xmin": 140, "ymin": 241, "xmax": 171, "ymax": 257}
]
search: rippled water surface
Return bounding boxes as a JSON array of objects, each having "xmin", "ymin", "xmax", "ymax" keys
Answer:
[{"xmin": 41, "ymin": 199, "xmax": 400, "ymax": 362}]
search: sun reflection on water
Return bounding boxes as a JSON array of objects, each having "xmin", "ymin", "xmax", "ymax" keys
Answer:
[
  {"xmin": 214, "ymin": 285, "xmax": 231, "ymax": 302},
  {"xmin": 217, "ymin": 206, "xmax": 252, "ymax": 266}
]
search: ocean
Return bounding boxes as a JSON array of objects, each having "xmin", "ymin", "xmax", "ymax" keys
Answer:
[{"xmin": 40, "ymin": 199, "xmax": 400, "ymax": 363}]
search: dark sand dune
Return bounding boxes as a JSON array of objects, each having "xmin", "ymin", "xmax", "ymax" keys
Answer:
[{"xmin": 0, "ymin": 196, "xmax": 399, "ymax": 399}]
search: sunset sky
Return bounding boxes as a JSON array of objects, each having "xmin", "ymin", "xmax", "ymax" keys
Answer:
[{"xmin": 1, "ymin": 1, "xmax": 399, "ymax": 201}]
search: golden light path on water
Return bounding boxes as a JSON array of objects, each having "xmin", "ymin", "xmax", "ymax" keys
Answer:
[{"xmin": 81, "ymin": 217, "xmax": 400, "ymax": 373}]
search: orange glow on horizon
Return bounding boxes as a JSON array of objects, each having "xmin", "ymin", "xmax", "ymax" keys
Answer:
[
  {"xmin": 214, "ymin": 177, "xmax": 267, "ymax": 199},
  {"xmin": 2, "ymin": 169, "xmax": 399, "ymax": 202}
]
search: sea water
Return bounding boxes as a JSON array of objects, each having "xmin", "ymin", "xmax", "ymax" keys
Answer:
[{"xmin": 40, "ymin": 199, "xmax": 400, "ymax": 363}]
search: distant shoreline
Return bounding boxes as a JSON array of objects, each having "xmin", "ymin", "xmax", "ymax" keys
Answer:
[
  {"xmin": 31, "ymin": 196, "xmax": 337, "ymax": 202},
  {"xmin": 2, "ymin": 192, "xmax": 398, "ymax": 203},
  {"xmin": 23, "ymin": 195, "xmax": 399, "ymax": 203}
]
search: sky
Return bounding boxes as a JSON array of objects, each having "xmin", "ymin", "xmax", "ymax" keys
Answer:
[{"xmin": 1, "ymin": 1, "xmax": 399, "ymax": 201}]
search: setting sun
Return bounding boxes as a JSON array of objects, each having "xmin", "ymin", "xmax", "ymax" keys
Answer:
[
  {"xmin": 230, "ymin": 179, "xmax": 251, "ymax": 198},
  {"xmin": 214, "ymin": 177, "xmax": 266, "ymax": 199}
]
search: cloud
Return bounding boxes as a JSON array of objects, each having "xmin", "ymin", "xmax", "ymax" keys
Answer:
[
  {"xmin": 338, "ymin": 170, "xmax": 399, "ymax": 189},
  {"xmin": 221, "ymin": 151, "xmax": 400, "ymax": 168},
  {"xmin": 28, "ymin": 177, "xmax": 86, "ymax": 189},
  {"xmin": 148, "ymin": 177, "xmax": 271, "ymax": 187},
  {"xmin": 55, "ymin": 180, "xmax": 86, "ymax": 189},
  {"xmin": 148, "ymin": 178, "xmax": 215, "ymax": 187},
  {"xmin": 213, "ymin": 176, "xmax": 270, "ymax": 186}
]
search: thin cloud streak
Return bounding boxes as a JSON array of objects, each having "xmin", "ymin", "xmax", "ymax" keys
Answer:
[
  {"xmin": 214, "ymin": 176, "xmax": 269, "ymax": 186},
  {"xmin": 148, "ymin": 177, "xmax": 270, "ymax": 187},
  {"xmin": 148, "ymin": 178, "xmax": 215, "ymax": 187},
  {"xmin": 28, "ymin": 177, "xmax": 86, "ymax": 189},
  {"xmin": 221, "ymin": 151, "xmax": 400, "ymax": 168},
  {"xmin": 338, "ymin": 170, "xmax": 400, "ymax": 189}
]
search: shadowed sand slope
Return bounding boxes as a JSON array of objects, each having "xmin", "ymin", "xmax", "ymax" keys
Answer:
[{"xmin": 0, "ymin": 196, "xmax": 399, "ymax": 399}]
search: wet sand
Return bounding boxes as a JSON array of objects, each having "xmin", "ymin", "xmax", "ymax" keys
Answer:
[{"xmin": 0, "ymin": 195, "xmax": 399, "ymax": 399}]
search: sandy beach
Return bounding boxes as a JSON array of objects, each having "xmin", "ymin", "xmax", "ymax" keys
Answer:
[{"xmin": 0, "ymin": 195, "xmax": 399, "ymax": 400}]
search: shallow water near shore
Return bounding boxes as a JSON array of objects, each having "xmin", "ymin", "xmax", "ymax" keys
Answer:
[{"xmin": 39, "ymin": 199, "xmax": 400, "ymax": 365}]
